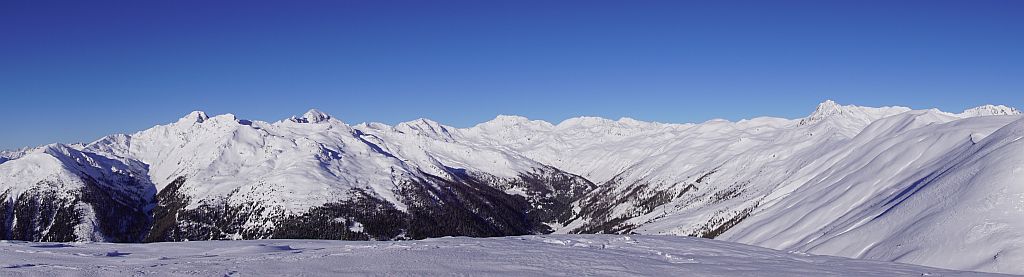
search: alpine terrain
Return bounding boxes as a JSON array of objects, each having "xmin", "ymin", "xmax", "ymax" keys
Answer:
[{"xmin": 2, "ymin": 100, "xmax": 1023, "ymax": 274}]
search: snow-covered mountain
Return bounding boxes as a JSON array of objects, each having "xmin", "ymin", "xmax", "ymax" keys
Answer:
[
  {"xmin": 2, "ymin": 108, "xmax": 597, "ymax": 242},
  {"xmin": 0, "ymin": 144, "xmax": 152, "ymax": 242},
  {"xmin": 723, "ymin": 113, "xmax": 1024, "ymax": 273},
  {"xmin": 1, "ymin": 100, "xmax": 1022, "ymax": 274}
]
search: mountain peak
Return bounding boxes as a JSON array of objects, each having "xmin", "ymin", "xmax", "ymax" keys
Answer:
[
  {"xmin": 477, "ymin": 115, "xmax": 553, "ymax": 128},
  {"xmin": 470, "ymin": 115, "xmax": 555, "ymax": 133},
  {"xmin": 959, "ymin": 104, "xmax": 1021, "ymax": 117},
  {"xmin": 396, "ymin": 118, "xmax": 454, "ymax": 140},
  {"xmin": 396, "ymin": 118, "xmax": 444, "ymax": 130},
  {"xmin": 809, "ymin": 100, "xmax": 843, "ymax": 118},
  {"xmin": 558, "ymin": 116, "xmax": 614, "ymax": 127},
  {"xmin": 291, "ymin": 109, "xmax": 332, "ymax": 123},
  {"xmin": 492, "ymin": 115, "xmax": 532, "ymax": 125},
  {"xmin": 799, "ymin": 100, "xmax": 911, "ymax": 126},
  {"xmin": 304, "ymin": 109, "xmax": 331, "ymax": 122},
  {"xmin": 178, "ymin": 111, "xmax": 209, "ymax": 124}
]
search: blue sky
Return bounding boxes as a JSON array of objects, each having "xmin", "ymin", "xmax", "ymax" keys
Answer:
[{"xmin": 1, "ymin": 0, "xmax": 1022, "ymax": 149}]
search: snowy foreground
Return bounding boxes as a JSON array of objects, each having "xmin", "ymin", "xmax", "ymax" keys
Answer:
[{"xmin": 0, "ymin": 235, "xmax": 1005, "ymax": 276}]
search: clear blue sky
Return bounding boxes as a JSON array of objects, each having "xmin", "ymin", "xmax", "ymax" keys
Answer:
[{"xmin": 1, "ymin": 0, "xmax": 1022, "ymax": 149}]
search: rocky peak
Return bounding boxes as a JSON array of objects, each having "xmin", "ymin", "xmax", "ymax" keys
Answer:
[
  {"xmin": 291, "ymin": 109, "xmax": 333, "ymax": 123},
  {"xmin": 959, "ymin": 104, "xmax": 1021, "ymax": 117}
]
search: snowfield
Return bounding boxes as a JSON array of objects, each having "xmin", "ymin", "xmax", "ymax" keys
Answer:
[{"xmin": 0, "ymin": 235, "xmax": 1005, "ymax": 276}]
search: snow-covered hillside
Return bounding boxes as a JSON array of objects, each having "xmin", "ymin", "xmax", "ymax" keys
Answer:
[
  {"xmin": 0, "ymin": 144, "xmax": 152, "ymax": 242},
  {"xmin": 724, "ymin": 114, "xmax": 1024, "ymax": 273},
  {"xmin": 1, "ymin": 100, "xmax": 1023, "ymax": 274},
  {"xmin": 0, "ymin": 235, "xmax": 1004, "ymax": 276}
]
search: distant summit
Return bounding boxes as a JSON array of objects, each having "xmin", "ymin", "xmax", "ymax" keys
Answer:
[
  {"xmin": 291, "ymin": 109, "xmax": 332, "ymax": 123},
  {"xmin": 798, "ymin": 100, "xmax": 911, "ymax": 126},
  {"xmin": 959, "ymin": 104, "xmax": 1021, "ymax": 117}
]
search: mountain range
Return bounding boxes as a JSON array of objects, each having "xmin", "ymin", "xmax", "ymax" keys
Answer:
[{"xmin": 1, "ymin": 100, "xmax": 1022, "ymax": 274}]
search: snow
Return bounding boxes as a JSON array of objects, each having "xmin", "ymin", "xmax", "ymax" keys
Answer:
[
  {"xmin": 178, "ymin": 111, "xmax": 209, "ymax": 124},
  {"xmin": 56, "ymin": 108, "xmax": 576, "ymax": 218},
  {"xmin": 720, "ymin": 115, "xmax": 1024, "ymax": 273},
  {"xmin": 291, "ymin": 109, "xmax": 332, "ymax": 123},
  {"xmin": 959, "ymin": 105, "xmax": 1021, "ymax": 117},
  {"xmin": 79, "ymin": 109, "xmax": 416, "ymax": 213},
  {"xmin": 0, "ymin": 144, "xmax": 153, "ymax": 211},
  {"xmin": 4, "ymin": 100, "xmax": 1024, "ymax": 274},
  {"xmin": 453, "ymin": 101, "xmax": 1024, "ymax": 274},
  {"xmin": 0, "ymin": 235, "xmax": 1002, "ymax": 276},
  {"xmin": 798, "ymin": 99, "xmax": 911, "ymax": 128},
  {"xmin": 0, "ymin": 148, "xmax": 29, "ymax": 165}
]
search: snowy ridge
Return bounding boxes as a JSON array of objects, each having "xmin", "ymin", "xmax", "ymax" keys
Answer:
[
  {"xmin": 0, "ymin": 143, "xmax": 152, "ymax": 205},
  {"xmin": 799, "ymin": 99, "xmax": 911, "ymax": 126},
  {"xmin": 959, "ymin": 104, "xmax": 1021, "ymax": 117},
  {"xmin": 68, "ymin": 108, "xmax": 594, "ymax": 241},
  {"xmin": 2, "ymin": 100, "xmax": 1024, "ymax": 274}
]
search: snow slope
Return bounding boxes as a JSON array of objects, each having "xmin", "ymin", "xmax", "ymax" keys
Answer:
[
  {"xmin": 723, "ymin": 115, "xmax": 1024, "ymax": 273},
  {"xmin": 0, "ymin": 235, "xmax": 1004, "ymax": 276}
]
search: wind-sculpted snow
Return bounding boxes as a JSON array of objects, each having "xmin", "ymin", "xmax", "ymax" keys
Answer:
[
  {"xmin": 0, "ymin": 235, "xmax": 1003, "ymax": 276},
  {"xmin": 2, "ymin": 100, "xmax": 1024, "ymax": 274},
  {"xmin": 725, "ymin": 115, "xmax": 1024, "ymax": 273}
]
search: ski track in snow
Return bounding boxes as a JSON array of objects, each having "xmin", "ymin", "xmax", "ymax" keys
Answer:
[{"xmin": 0, "ymin": 235, "xmax": 1004, "ymax": 277}]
